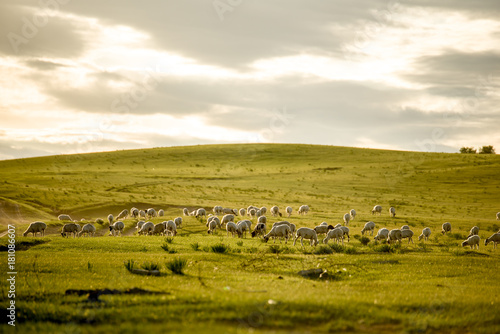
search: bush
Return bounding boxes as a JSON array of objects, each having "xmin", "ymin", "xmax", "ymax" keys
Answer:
[
  {"xmin": 314, "ymin": 245, "xmax": 333, "ymax": 254},
  {"xmin": 236, "ymin": 241, "xmax": 244, "ymax": 247},
  {"xmin": 374, "ymin": 244, "xmax": 393, "ymax": 253},
  {"xmin": 211, "ymin": 243, "xmax": 229, "ymax": 254},
  {"xmin": 268, "ymin": 245, "xmax": 282, "ymax": 254},
  {"xmin": 344, "ymin": 246, "xmax": 357, "ymax": 254},
  {"xmin": 166, "ymin": 258, "xmax": 187, "ymax": 275},
  {"xmin": 359, "ymin": 236, "xmax": 370, "ymax": 245},
  {"xmin": 479, "ymin": 145, "xmax": 495, "ymax": 154},
  {"xmin": 329, "ymin": 243, "xmax": 345, "ymax": 253},
  {"xmin": 353, "ymin": 234, "xmax": 361, "ymax": 240},
  {"xmin": 459, "ymin": 147, "xmax": 476, "ymax": 154}
]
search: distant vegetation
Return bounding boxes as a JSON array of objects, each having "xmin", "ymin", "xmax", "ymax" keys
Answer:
[{"xmin": 460, "ymin": 145, "xmax": 496, "ymax": 154}]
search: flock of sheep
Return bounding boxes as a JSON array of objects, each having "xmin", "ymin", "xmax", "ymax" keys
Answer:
[{"xmin": 21, "ymin": 205, "xmax": 500, "ymax": 250}]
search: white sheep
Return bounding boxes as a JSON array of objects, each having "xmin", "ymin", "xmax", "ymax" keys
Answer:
[
  {"xmin": 239, "ymin": 208, "xmax": 246, "ymax": 216},
  {"xmin": 467, "ymin": 226, "xmax": 479, "ymax": 238},
  {"xmin": 314, "ymin": 224, "xmax": 334, "ymax": 235},
  {"xmin": 263, "ymin": 224, "xmax": 291, "ymax": 243},
  {"xmin": 195, "ymin": 208, "xmax": 206, "ymax": 218},
  {"xmin": 246, "ymin": 205, "xmax": 259, "ymax": 215},
  {"xmin": 298, "ymin": 205, "xmax": 309, "ymax": 215},
  {"xmin": 174, "ymin": 217, "xmax": 183, "ymax": 228},
  {"xmin": 389, "ymin": 207, "xmax": 396, "ymax": 218},
  {"xmin": 496, "ymin": 212, "xmax": 500, "ymax": 220},
  {"xmin": 138, "ymin": 222, "xmax": 154, "ymax": 235},
  {"xmin": 270, "ymin": 206, "xmax": 282, "ymax": 217},
  {"xmin": 107, "ymin": 214, "xmax": 114, "ymax": 225},
  {"xmin": 221, "ymin": 214, "xmax": 235, "ymax": 227},
  {"xmin": 462, "ymin": 235, "xmax": 480, "ymax": 249},
  {"xmin": 61, "ymin": 223, "xmax": 81, "ymax": 238},
  {"xmin": 294, "ymin": 227, "xmax": 318, "ymax": 247},
  {"xmin": 135, "ymin": 221, "xmax": 146, "ymax": 230},
  {"xmin": 485, "ymin": 233, "xmax": 500, "ymax": 249},
  {"xmin": 441, "ymin": 222, "xmax": 452, "ymax": 234},
  {"xmin": 339, "ymin": 226, "xmax": 350, "ymax": 242},
  {"xmin": 350, "ymin": 209, "xmax": 356, "ymax": 220},
  {"xmin": 58, "ymin": 214, "xmax": 72, "ymax": 221},
  {"xmin": 226, "ymin": 222, "xmax": 240, "ymax": 237},
  {"xmin": 286, "ymin": 206, "xmax": 293, "ymax": 217},
  {"xmin": 237, "ymin": 220, "xmax": 252, "ymax": 238},
  {"xmin": 131, "ymin": 208, "xmax": 139, "ymax": 219},
  {"xmin": 147, "ymin": 208, "xmax": 157, "ymax": 219},
  {"xmin": 374, "ymin": 228, "xmax": 389, "ymax": 241},
  {"xmin": 401, "ymin": 229, "xmax": 414, "ymax": 243},
  {"xmin": 272, "ymin": 221, "xmax": 296, "ymax": 233},
  {"xmin": 166, "ymin": 220, "xmax": 177, "ymax": 236},
  {"xmin": 418, "ymin": 227, "xmax": 431, "ymax": 242},
  {"xmin": 78, "ymin": 223, "xmax": 96, "ymax": 237},
  {"xmin": 158, "ymin": 209, "xmax": 165, "ymax": 217},
  {"xmin": 260, "ymin": 207, "xmax": 267, "ymax": 215},
  {"xmin": 387, "ymin": 229, "xmax": 402, "ymax": 244},
  {"xmin": 248, "ymin": 208, "xmax": 257, "ymax": 217},
  {"xmin": 207, "ymin": 219, "xmax": 218, "ymax": 234},
  {"xmin": 23, "ymin": 222, "xmax": 47, "ymax": 237},
  {"xmin": 372, "ymin": 205, "xmax": 382, "ymax": 215},
  {"xmin": 213, "ymin": 206, "xmax": 223, "ymax": 215},
  {"xmin": 116, "ymin": 209, "xmax": 129, "ymax": 220},
  {"xmin": 223, "ymin": 208, "xmax": 237, "ymax": 215},
  {"xmin": 323, "ymin": 227, "xmax": 344, "ymax": 245},
  {"xmin": 401, "ymin": 225, "xmax": 410, "ymax": 230},
  {"xmin": 251, "ymin": 222, "xmax": 267, "ymax": 238},
  {"xmin": 343, "ymin": 213, "xmax": 351, "ymax": 226},
  {"xmin": 361, "ymin": 221, "xmax": 376, "ymax": 236},
  {"xmin": 257, "ymin": 215, "xmax": 267, "ymax": 225},
  {"xmin": 183, "ymin": 208, "xmax": 189, "ymax": 216},
  {"xmin": 153, "ymin": 223, "xmax": 166, "ymax": 236},
  {"xmin": 109, "ymin": 221, "xmax": 125, "ymax": 236},
  {"xmin": 139, "ymin": 210, "xmax": 146, "ymax": 218},
  {"xmin": 207, "ymin": 216, "xmax": 221, "ymax": 229},
  {"xmin": 321, "ymin": 222, "xmax": 329, "ymax": 226}
]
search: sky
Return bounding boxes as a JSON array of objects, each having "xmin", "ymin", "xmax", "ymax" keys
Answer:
[{"xmin": 1, "ymin": 0, "xmax": 499, "ymax": 160}]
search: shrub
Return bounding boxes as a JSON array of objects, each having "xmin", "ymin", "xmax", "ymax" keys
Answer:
[
  {"xmin": 478, "ymin": 145, "xmax": 495, "ymax": 154},
  {"xmin": 344, "ymin": 246, "xmax": 357, "ymax": 254},
  {"xmin": 236, "ymin": 241, "xmax": 244, "ymax": 247},
  {"xmin": 268, "ymin": 245, "xmax": 282, "ymax": 254},
  {"xmin": 141, "ymin": 262, "xmax": 160, "ymax": 271},
  {"xmin": 374, "ymin": 244, "xmax": 393, "ymax": 253},
  {"xmin": 459, "ymin": 146, "xmax": 476, "ymax": 154},
  {"xmin": 166, "ymin": 258, "xmax": 187, "ymax": 275},
  {"xmin": 329, "ymin": 243, "xmax": 345, "ymax": 253},
  {"xmin": 314, "ymin": 245, "xmax": 333, "ymax": 254},
  {"xmin": 359, "ymin": 236, "xmax": 370, "ymax": 245},
  {"xmin": 211, "ymin": 243, "xmax": 229, "ymax": 254},
  {"xmin": 353, "ymin": 234, "xmax": 361, "ymax": 240}
]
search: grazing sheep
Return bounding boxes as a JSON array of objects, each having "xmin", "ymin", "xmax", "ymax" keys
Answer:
[
  {"xmin": 286, "ymin": 206, "xmax": 293, "ymax": 217},
  {"xmin": 78, "ymin": 223, "xmax": 96, "ymax": 237},
  {"xmin": 387, "ymin": 229, "xmax": 402, "ymax": 244},
  {"xmin": 189, "ymin": 210, "xmax": 196, "ymax": 216},
  {"xmin": 117, "ymin": 209, "xmax": 129, "ymax": 220},
  {"xmin": 272, "ymin": 221, "xmax": 296, "ymax": 233},
  {"xmin": 131, "ymin": 208, "xmax": 139, "ymax": 219},
  {"xmin": 223, "ymin": 208, "xmax": 237, "ymax": 215},
  {"xmin": 139, "ymin": 210, "xmax": 146, "ymax": 218},
  {"xmin": 207, "ymin": 216, "xmax": 221, "ymax": 229},
  {"xmin": 497, "ymin": 212, "xmax": 500, "ymax": 220},
  {"xmin": 401, "ymin": 229, "xmax": 414, "ymax": 243},
  {"xmin": 138, "ymin": 222, "xmax": 154, "ymax": 235},
  {"xmin": 251, "ymin": 222, "xmax": 267, "ymax": 238},
  {"xmin": 372, "ymin": 205, "xmax": 382, "ymax": 215},
  {"xmin": 226, "ymin": 222, "xmax": 240, "ymax": 238},
  {"xmin": 314, "ymin": 224, "xmax": 334, "ymax": 235},
  {"xmin": 152, "ymin": 223, "xmax": 166, "ymax": 236},
  {"xmin": 263, "ymin": 224, "xmax": 291, "ymax": 244},
  {"xmin": 467, "ymin": 226, "xmax": 479, "ymax": 238},
  {"xmin": 298, "ymin": 205, "xmax": 310, "ymax": 215},
  {"xmin": 270, "ymin": 206, "xmax": 282, "ymax": 217},
  {"xmin": 147, "ymin": 208, "xmax": 157, "ymax": 219},
  {"xmin": 257, "ymin": 215, "xmax": 267, "ymax": 225},
  {"xmin": 260, "ymin": 207, "xmax": 267, "ymax": 215},
  {"xmin": 343, "ymin": 213, "xmax": 351, "ymax": 226},
  {"xmin": 213, "ymin": 206, "xmax": 223, "ymax": 215},
  {"xmin": 183, "ymin": 208, "xmax": 189, "ymax": 216},
  {"xmin": 294, "ymin": 227, "xmax": 318, "ymax": 247},
  {"xmin": 441, "ymin": 222, "xmax": 452, "ymax": 234},
  {"xmin": 237, "ymin": 220, "xmax": 252, "ymax": 238},
  {"xmin": 158, "ymin": 209, "xmax": 165, "ymax": 217},
  {"xmin": 339, "ymin": 226, "xmax": 350, "ymax": 242},
  {"xmin": 174, "ymin": 217, "xmax": 183, "ymax": 228},
  {"xmin": 418, "ymin": 227, "xmax": 432, "ymax": 242},
  {"xmin": 248, "ymin": 209, "xmax": 257, "ymax": 217},
  {"xmin": 58, "ymin": 214, "xmax": 72, "ymax": 221},
  {"xmin": 166, "ymin": 220, "xmax": 177, "ymax": 236},
  {"xmin": 389, "ymin": 207, "xmax": 396, "ymax": 218},
  {"xmin": 107, "ymin": 214, "xmax": 114, "ymax": 225},
  {"xmin": 61, "ymin": 223, "xmax": 81, "ymax": 238},
  {"xmin": 109, "ymin": 221, "xmax": 125, "ymax": 236},
  {"xmin": 323, "ymin": 228, "xmax": 344, "ymax": 245},
  {"xmin": 135, "ymin": 221, "xmax": 146, "ymax": 230},
  {"xmin": 221, "ymin": 214, "xmax": 235, "ymax": 227},
  {"xmin": 23, "ymin": 222, "xmax": 47, "ymax": 237},
  {"xmin": 207, "ymin": 219, "xmax": 218, "ymax": 234},
  {"xmin": 401, "ymin": 225, "xmax": 410, "ymax": 230},
  {"xmin": 195, "ymin": 208, "xmax": 207, "ymax": 218},
  {"xmin": 462, "ymin": 235, "xmax": 480, "ymax": 249},
  {"xmin": 246, "ymin": 205, "xmax": 259, "ymax": 216},
  {"xmin": 485, "ymin": 233, "xmax": 500, "ymax": 249},
  {"xmin": 374, "ymin": 228, "xmax": 389, "ymax": 241},
  {"xmin": 361, "ymin": 221, "xmax": 376, "ymax": 236},
  {"xmin": 239, "ymin": 208, "xmax": 246, "ymax": 217},
  {"xmin": 350, "ymin": 209, "xmax": 356, "ymax": 220}
]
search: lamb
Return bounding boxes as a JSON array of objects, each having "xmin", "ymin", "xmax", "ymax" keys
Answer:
[
  {"xmin": 263, "ymin": 224, "xmax": 291, "ymax": 244},
  {"xmin": 135, "ymin": 221, "xmax": 146, "ymax": 230},
  {"xmin": 61, "ymin": 223, "xmax": 81, "ymax": 238},
  {"xmin": 418, "ymin": 227, "xmax": 431, "ymax": 242},
  {"xmin": 221, "ymin": 214, "xmax": 235, "ymax": 227},
  {"xmin": 467, "ymin": 226, "xmax": 479, "ymax": 238},
  {"xmin": 387, "ymin": 229, "xmax": 402, "ymax": 244},
  {"xmin": 166, "ymin": 220, "xmax": 177, "ymax": 236},
  {"xmin": 314, "ymin": 224, "xmax": 334, "ymax": 235},
  {"xmin": 153, "ymin": 223, "xmax": 166, "ymax": 236},
  {"xmin": 485, "ymin": 233, "xmax": 500, "ymax": 249},
  {"xmin": 116, "ymin": 209, "xmax": 129, "ymax": 220},
  {"xmin": 350, "ymin": 209, "xmax": 356, "ymax": 220},
  {"xmin": 251, "ymin": 222, "xmax": 267, "ymax": 238},
  {"xmin": 293, "ymin": 227, "xmax": 318, "ymax": 247},
  {"xmin": 343, "ymin": 213, "xmax": 351, "ymax": 226},
  {"xmin": 239, "ymin": 208, "xmax": 246, "ymax": 217},
  {"xmin": 401, "ymin": 229, "xmax": 414, "ymax": 243},
  {"xmin": 23, "ymin": 222, "xmax": 47, "ymax": 237},
  {"xmin": 138, "ymin": 222, "xmax": 154, "ymax": 235},
  {"xmin": 286, "ymin": 206, "xmax": 292, "ymax": 217},
  {"xmin": 226, "ymin": 222, "xmax": 241, "ymax": 238},
  {"xmin": 174, "ymin": 217, "xmax": 183, "ymax": 228},
  {"xmin": 78, "ymin": 223, "xmax": 96, "ymax": 237},
  {"xmin": 361, "ymin": 221, "xmax": 376, "ymax": 236},
  {"xmin": 58, "ymin": 214, "xmax": 72, "ymax": 221},
  {"xmin": 462, "ymin": 235, "xmax": 480, "ymax": 249},
  {"xmin": 270, "ymin": 206, "xmax": 282, "ymax": 217},
  {"xmin": 195, "ymin": 208, "xmax": 207, "ymax": 218},
  {"xmin": 298, "ymin": 205, "xmax": 309, "ymax": 215},
  {"xmin": 107, "ymin": 214, "xmax": 114, "ymax": 225},
  {"xmin": 441, "ymin": 222, "xmax": 452, "ymax": 234},
  {"xmin": 147, "ymin": 208, "xmax": 157, "ymax": 219},
  {"xmin": 158, "ymin": 209, "xmax": 165, "ymax": 217},
  {"xmin": 183, "ymin": 208, "xmax": 189, "ymax": 216},
  {"xmin": 237, "ymin": 220, "xmax": 252, "ymax": 238},
  {"xmin": 109, "ymin": 221, "xmax": 125, "ymax": 236},
  {"xmin": 323, "ymin": 228, "xmax": 344, "ymax": 245},
  {"xmin": 389, "ymin": 207, "xmax": 396, "ymax": 218},
  {"xmin": 374, "ymin": 228, "xmax": 389, "ymax": 241},
  {"xmin": 372, "ymin": 205, "xmax": 382, "ymax": 215},
  {"xmin": 401, "ymin": 225, "xmax": 410, "ymax": 230}
]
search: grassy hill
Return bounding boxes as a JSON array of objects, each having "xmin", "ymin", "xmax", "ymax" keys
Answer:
[{"xmin": 1, "ymin": 144, "xmax": 499, "ymax": 333}]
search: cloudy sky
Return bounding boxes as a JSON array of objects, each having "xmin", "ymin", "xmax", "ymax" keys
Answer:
[{"xmin": 1, "ymin": 0, "xmax": 499, "ymax": 160}]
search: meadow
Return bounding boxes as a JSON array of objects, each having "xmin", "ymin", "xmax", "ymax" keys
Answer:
[{"xmin": 0, "ymin": 143, "xmax": 499, "ymax": 333}]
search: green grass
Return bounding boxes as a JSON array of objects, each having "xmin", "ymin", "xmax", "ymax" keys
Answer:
[{"xmin": 0, "ymin": 143, "xmax": 499, "ymax": 333}]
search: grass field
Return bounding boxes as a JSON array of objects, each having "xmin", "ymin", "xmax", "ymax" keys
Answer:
[{"xmin": 1, "ymin": 143, "xmax": 499, "ymax": 333}]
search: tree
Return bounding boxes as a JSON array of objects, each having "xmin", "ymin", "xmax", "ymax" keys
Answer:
[
  {"xmin": 478, "ymin": 145, "xmax": 495, "ymax": 154},
  {"xmin": 459, "ymin": 147, "xmax": 476, "ymax": 154}
]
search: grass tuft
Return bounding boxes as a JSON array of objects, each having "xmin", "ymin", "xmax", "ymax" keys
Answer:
[
  {"xmin": 190, "ymin": 242, "xmax": 200, "ymax": 251},
  {"xmin": 141, "ymin": 262, "xmax": 160, "ymax": 271},
  {"xmin": 210, "ymin": 243, "xmax": 229, "ymax": 254},
  {"xmin": 314, "ymin": 245, "xmax": 333, "ymax": 254},
  {"xmin": 374, "ymin": 244, "xmax": 394, "ymax": 253},
  {"xmin": 166, "ymin": 258, "xmax": 187, "ymax": 275},
  {"xmin": 124, "ymin": 259, "xmax": 135, "ymax": 272},
  {"xmin": 359, "ymin": 236, "xmax": 370, "ymax": 245}
]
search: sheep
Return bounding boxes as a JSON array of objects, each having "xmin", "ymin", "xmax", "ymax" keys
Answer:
[
  {"xmin": 401, "ymin": 225, "xmax": 410, "ymax": 230},
  {"xmin": 323, "ymin": 228, "xmax": 344, "ymax": 245},
  {"xmin": 207, "ymin": 219, "xmax": 218, "ymax": 234},
  {"xmin": 372, "ymin": 205, "xmax": 382, "ymax": 215},
  {"xmin": 387, "ymin": 229, "xmax": 402, "ymax": 244},
  {"xmin": 135, "ymin": 220, "xmax": 146, "ymax": 230},
  {"xmin": 239, "ymin": 208, "xmax": 246, "ymax": 217},
  {"xmin": 131, "ymin": 208, "xmax": 139, "ymax": 219},
  {"xmin": 339, "ymin": 226, "xmax": 350, "ymax": 242},
  {"xmin": 166, "ymin": 220, "xmax": 177, "ymax": 236},
  {"xmin": 138, "ymin": 222, "xmax": 154, "ymax": 235},
  {"xmin": 174, "ymin": 217, "xmax": 183, "ymax": 228},
  {"xmin": 462, "ymin": 235, "xmax": 480, "ymax": 249},
  {"xmin": 497, "ymin": 212, "xmax": 500, "ymax": 220},
  {"xmin": 158, "ymin": 209, "xmax": 165, "ymax": 217},
  {"xmin": 61, "ymin": 223, "xmax": 81, "ymax": 238},
  {"xmin": 246, "ymin": 205, "xmax": 259, "ymax": 216},
  {"xmin": 226, "ymin": 222, "xmax": 240, "ymax": 238},
  {"xmin": 207, "ymin": 216, "xmax": 221, "ymax": 229},
  {"xmin": 223, "ymin": 208, "xmax": 237, "ymax": 215},
  {"xmin": 116, "ymin": 209, "xmax": 129, "ymax": 220},
  {"xmin": 293, "ymin": 227, "xmax": 318, "ymax": 247},
  {"xmin": 350, "ymin": 209, "xmax": 356, "ymax": 220},
  {"xmin": 256, "ymin": 209, "xmax": 262, "ymax": 217},
  {"xmin": 251, "ymin": 222, "xmax": 267, "ymax": 238},
  {"xmin": 78, "ymin": 223, "xmax": 96, "ymax": 237},
  {"xmin": 109, "ymin": 221, "xmax": 125, "ymax": 236},
  {"xmin": 298, "ymin": 205, "xmax": 309, "ymax": 215},
  {"xmin": 139, "ymin": 210, "xmax": 146, "ymax": 218},
  {"xmin": 221, "ymin": 214, "xmax": 235, "ymax": 227},
  {"xmin": 401, "ymin": 229, "xmax": 414, "ymax": 243},
  {"xmin": 418, "ymin": 227, "xmax": 432, "ymax": 242},
  {"xmin": 314, "ymin": 224, "xmax": 334, "ymax": 235},
  {"xmin": 152, "ymin": 223, "xmax": 166, "ymax": 236},
  {"xmin": 270, "ymin": 206, "xmax": 282, "ymax": 217},
  {"xmin": 23, "ymin": 222, "xmax": 47, "ymax": 237},
  {"xmin": 441, "ymin": 222, "xmax": 452, "ymax": 234},
  {"xmin": 374, "ymin": 228, "xmax": 389, "ymax": 241},
  {"xmin": 389, "ymin": 207, "xmax": 396, "ymax": 218},
  {"xmin": 237, "ymin": 220, "xmax": 252, "ymax": 238},
  {"xmin": 58, "ymin": 214, "xmax": 72, "ymax": 221},
  {"xmin": 485, "ymin": 233, "xmax": 500, "ymax": 249},
  {"xmin": 147, "ymin": 208, "xmax": 157, "ymax": 219},
  {"xmin": 183, "ymin": 208, "xmax": 189, "ymax": 216},
  {"xmin": 467, "ymin": 226, "xmax": 479, "ymax": 238},
  {"xmin": 263, "ymin": 224, "xmax": 291, "ymax": 244},
  {"xmin": 260, "ymin": 207, "xmax": 267, "ymax": 215},
  {"xmin": 286, "ymin": 206, "xmax": 293, "ymax": 217},
  {"xmin": 195, "ymin": 208, "xmax": 207, "ymax": 218},
  {"xmin": 189, "ymin": 210, "xmax": 196, "ymax": 216},
  {"xmin": 272, "ymin": 221, "xmax": 296, "ymax": 233},
  {"xmin": 343, "ymin": 213, "xmax": 351, "ymax": 226},
  {"xmin": 361, "ymin": 221, "xmax": 376, "ymax": 236},
  {"xmin": 213, "ymin": 206, "xmax": 223, "ymax": 215},
  {"xmin": 107, "ymin": 214, "xmax": 114, "ymax": 225}
]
